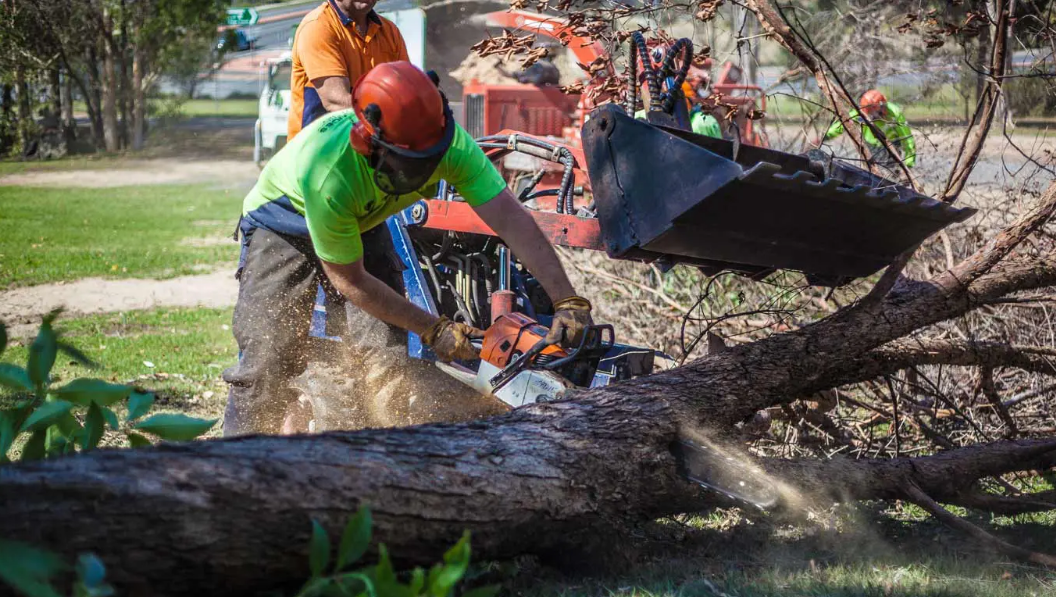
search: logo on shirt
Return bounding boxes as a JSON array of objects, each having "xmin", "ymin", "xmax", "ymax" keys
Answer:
[{"xmin": 318, "ymin": 111, "xmax": 354, "ymax": 133}]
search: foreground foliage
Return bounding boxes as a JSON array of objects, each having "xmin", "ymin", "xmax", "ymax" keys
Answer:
[
  {"xmin": 0, "ymin": 506, "xmax": 491, "ymax": 597},
  {"xmin": 0, "ymin": 310, "xmax": 217, "ymax": 461}
]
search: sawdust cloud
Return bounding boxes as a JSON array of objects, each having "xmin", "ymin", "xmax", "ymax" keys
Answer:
[
  {"xmin": 679, "ymin": 425, "xmax": 905, "ymax": 564},
  {"xmin": 291, "ymin": 340, "xmax": 506, "ymax": 432}
]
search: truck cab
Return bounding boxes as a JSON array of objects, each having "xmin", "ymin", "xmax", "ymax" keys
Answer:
[{"xmin": 253, "ymin": 53, "xmax": 293, "ymax": 166}]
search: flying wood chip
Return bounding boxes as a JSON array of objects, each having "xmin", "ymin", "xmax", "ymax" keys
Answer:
[
  {"xmin": 559, "ymin": 81, "xmax": 585, "ymax": 95},
  {"xmin": 693, "ymin": 46, "xmax": 712, "ymax": 66},
  {"xmin": 696, "ymin": 0, "xmax": 723, "ymax": 22}
]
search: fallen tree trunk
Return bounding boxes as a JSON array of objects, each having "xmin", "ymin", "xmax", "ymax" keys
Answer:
[
  {"xmin": 3, "ymin": 402, "xmax": 1055, "ymax": 597},
  {"xmin": 2, "ymin": 171, "xmax": 1055, "ymax": 597}
]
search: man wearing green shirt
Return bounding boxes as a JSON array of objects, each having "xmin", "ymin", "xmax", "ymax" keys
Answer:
[
  {"xmin": 823, "ymin": 89, "xmax": 916, "ymax": 169},
  {"xmin": 224, "ymin": 62, "xmax": 593, "ymax": 435}
]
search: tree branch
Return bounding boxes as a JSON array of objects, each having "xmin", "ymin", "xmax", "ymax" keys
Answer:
[
  {"xmin": 903, "ymin": 481, "xmax": 1056, "ymax": 567},
  {"xmin": 943, "ymin": 0, "xmax": 1014, "ymax": 202}
]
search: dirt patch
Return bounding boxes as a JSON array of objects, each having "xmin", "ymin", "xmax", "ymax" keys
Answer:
[
  {"xmin": 0, "ymin": 270, "xmax": 238, "ymax": 338},
  {"xmin": 0, "ymin": 159, "xmax": 259, "ymax": 188}
]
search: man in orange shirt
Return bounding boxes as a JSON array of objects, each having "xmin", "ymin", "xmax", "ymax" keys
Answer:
[{"xmin": 288, "ymin": 0, "xmax": 409, "ymax": 140}]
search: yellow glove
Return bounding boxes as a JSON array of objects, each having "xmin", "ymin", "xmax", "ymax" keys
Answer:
[
  {"xmin": 421, "ymin": 316, "xmax": 483, "ymax": 362},
  {"xmin": 546, "ymin": 296, "xmax": 594, "ymax": 348}
]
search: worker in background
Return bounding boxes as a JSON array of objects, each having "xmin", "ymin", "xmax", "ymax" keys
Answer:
[
  {"xmin": 822, "ymin": 89, "xmax": 916, "ymax": 169},
  {"xmin": 287, "ymin": 0, "xmax": 408, "ymax": 141},
  {"xmin": 224, "ymin": 63, "xmax": 594, "ymax": 436},
  {"xmin": 684, "ymin": 69, "xmax": 722, "ymax": 139}
]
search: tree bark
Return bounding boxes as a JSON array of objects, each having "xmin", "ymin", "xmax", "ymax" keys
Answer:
[
  {"xmin": 101, "ymin": 14, "xmax": 120, "ymax": 152},
  {"xmin": 117, "ymin": 0, "xmax": 130, "ymax": 149},
  {"xmin": 2, "ymin": 187, "xmax": 1055, "ymax": 595},
  {"xmin": 85, "ymin": 48, "xmax": 106, "ymax": 150},
  {"xmin": 61, "ymin": 67, "xmax": 76, "ymax": 148},
  {"xmin": 130, "ymin": 4, "xmax": 147, "ymax": 151},
  {"xmin": 14, "ymin": 64, "xmax": 32, "ymax": 156},
  {"xmin": 0, "ymin": 83, "xmax": 14, "ymax": 155}
]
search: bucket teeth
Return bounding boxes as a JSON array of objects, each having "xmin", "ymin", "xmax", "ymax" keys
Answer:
[{"xmin": 581, "ymin": 104, "xmax": 977, "ymax": 283}]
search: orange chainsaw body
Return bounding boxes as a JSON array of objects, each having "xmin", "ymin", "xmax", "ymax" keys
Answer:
[{"xmin": 480, "ymin": 312, "xmax": 566, "ymax": 369}]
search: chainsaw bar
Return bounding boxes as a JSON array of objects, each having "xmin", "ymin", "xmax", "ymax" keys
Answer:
[{"xmin": 675, "ymin": 437, "xmax": 779, "ymax": 510}]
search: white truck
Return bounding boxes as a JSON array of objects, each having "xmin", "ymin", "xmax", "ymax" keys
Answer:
[
  {"xmin": 253, "ymin": 7, "xmax": 427, "ymax": 166},
  {"xmin": 253, "ymin": 52, "xmax": 293, "ymax": 166}
]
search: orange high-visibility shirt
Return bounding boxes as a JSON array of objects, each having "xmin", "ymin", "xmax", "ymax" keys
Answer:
[{"xmin": 287, "ymin": 0, "xmax": 409, "ymax": 141}]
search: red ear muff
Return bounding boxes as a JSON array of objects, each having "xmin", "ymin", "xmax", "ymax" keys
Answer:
[{"xmin": 350, "ymin": 121, "xmax": 373, "ymax": 156}]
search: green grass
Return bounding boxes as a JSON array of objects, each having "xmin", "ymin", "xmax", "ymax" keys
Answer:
[
  {"xmin": 0, "ymin": 184, "xmax": 240, "ymax": 288},
  {"xmin": 71, "ymin": 98, "xmax": 259, "ymax": 120},
  {"xmin": 508, "ymin": 507, "xmax": 1056, "ymax": 597},
  {"xmin": 175, "ymin": 98, "xmax": 258, "ymax": 118},
  {"xmin": 2, "ymin": 307, "xmax": 236, "ymax": 423}
]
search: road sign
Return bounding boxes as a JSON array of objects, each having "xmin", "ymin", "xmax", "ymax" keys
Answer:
[{"xmin": 226, "ymin": 7, "xmax": 259, "ymax": 27}]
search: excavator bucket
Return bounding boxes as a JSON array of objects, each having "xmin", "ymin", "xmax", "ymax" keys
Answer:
[{"xmin": 581, "ymin": 104, "xmax": 976, "ymax": 281}]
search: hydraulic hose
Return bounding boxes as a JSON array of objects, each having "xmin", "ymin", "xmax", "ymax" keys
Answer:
[
  {"xmin": 558, "ymin": 153, "xmax": 575, "ymax": 214},
  {"xmin": 475, "ymin": 134, "xmax": 575, "ymax": 214},
  {"xmin": 624, "ymin": 33, "xmax": 693, "ymax": 116},
  {"xmin": 659, "ymin": 38, "xmax": 693, "ymax": 115},
  {"xmin": 517, "ymin": 170, "xmax": 546, "ymax": 202},
  {"xmin": 625, "ymin": 38, "xmax": 638, "ymax": 114},
  {"xmin": 629, "ymin": 32, "xmax": 661, "ymax": 113}
]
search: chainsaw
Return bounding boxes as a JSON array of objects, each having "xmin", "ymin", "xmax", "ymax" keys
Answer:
[{"xmin": 437, "ymin": 312, "xmax": 620, "ymax": 408}]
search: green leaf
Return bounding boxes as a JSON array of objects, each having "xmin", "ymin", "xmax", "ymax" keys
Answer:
[
  {"xmin": 125, "ymin": 432, "xmax": 152, "ymax": 448},
  {"xmin": 0, "ymin": 539, "xmax": 65, "ymax": 597},
  {"xmin": 75, "ymin": 554, "xmax": 106, "ymax": 588},
  {"xmin": 0, "ymin": 320, "xmax": 7, "ymax": 356},
  {"xmin": 125, "ymin": 391, "xmax": 155, "ymax": 422},
  {"xmin": 27, "ymin": 320, "xmax": 58, "ymax": 389},
  {"xmin": 332, "ymin": 572, "xmax": 372, "ymax": 597},
  {"xmin": 132, "ymin": 413, "xmax": 217, "ymax": 441},
  {"xmin": 336, "ymin": 506, "xmax": 372, "ymax": 571},
  {"xmin": 52, "ymin": 411, "xmax": 80, "ymax": 438},
  {"xmin": 101, "ymin": 407, "xmax": 120, "ymax": 431},
  {"xmin": 0, "ymin": 410, "xmax": 19, "ymax": 461},
  {"xmin": 19, "ymin": 400, "xmax": 74, "ymax": 433},
  {"xmin": 429, "ymin": 532, "xmax": 471, "ymax": 597},
  {"xmin": 460, "ymin": 585, "xmax": 501, "ymax": 597},
  {"xmin": 41, "ymin": 308, "xmax": 63, "ymax": 327},
  {"xmin": 57, "ymin": 341, "xmax": 98, "ymax": 369},
  {"xmin": 296, "ymin": 577, "xmax": 332, "ymax": 597},
  {"xmin": 73, "ymin": 554, "xmax": 112, "ymax": 597},
  {"xmin": 309, "ymin": 520, "xmax": 331, "ymax": 578},
  {"xmin": 52, "ymin": 379, "xmax": 131, "ymax": 407},
  {"xmin": 82, "ymin": 403, "xmax": 105, "ymax": 451},
  {"xmin": 0, "ymin": 364, "xmax": 33, "ymax": 392},
  {"xmin": 20, "ymin": 429, "xmax": 47, "ymax": 461},
  {"xmin": 375, "ymin": 544, "xmax": 396, "ymax": 586},
  {"xmin": 408, "ymin": 568, "xmax": 426, "ymax": 596}
]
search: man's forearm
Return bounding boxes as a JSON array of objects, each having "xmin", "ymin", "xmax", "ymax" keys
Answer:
[
  {"xmin": 321, "ymin": 92, "xmax": 353, "ymax": 112},
  {"xmin": 323, "ymin": 263, "xmax": 436, "ymax": 335},
  {"xmin": 312, "ymin": 76, "xmax": 353, "ymax": 112},
  {"xmin": 475, "ymin": 189, "xmax": 577, "ymax": 302}
]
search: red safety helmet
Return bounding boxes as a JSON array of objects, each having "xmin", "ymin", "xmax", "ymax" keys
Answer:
[
  {"xmin": 859, "ymin": 89, "xmax": 887, "ymax": 116},
  {"xmin": 350, "ymin": 62, "xmax": 455, "ymax": 195}
]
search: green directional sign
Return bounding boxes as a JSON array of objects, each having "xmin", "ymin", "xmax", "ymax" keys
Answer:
[{"xmin": 226, "ymin": 7, "xmax": 259, "ymax": 27}]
